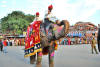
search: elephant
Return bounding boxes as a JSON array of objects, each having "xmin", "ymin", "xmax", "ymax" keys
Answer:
[{"xmin": 27, "ymin": 19, "xmax": 70, "ymax": 67}]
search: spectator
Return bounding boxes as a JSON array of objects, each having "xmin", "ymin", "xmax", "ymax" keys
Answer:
[
  {"xmin": 71, "ymin": 37, "xmax": 73, "ymax": 45},
  {"xmin": 91, "ymin": 35, "xmax": 98, "ymax": 54},
  {"xmin": 7, "ymin": 39, "xmax": 10, "ymax": 46},
  {"xmin": 68, "ymin": 37, "xmax": 71, "ymax": 45},
  {"xmin": 0, "ymin": 39, "xmax": 3, "ymax": 52},
  {"xmin": 19, "ymin": 38, "xmax": 21, "ymax": 46},
  {"xmin": 15, "ymin": 39, "xmax": 19, "ymax": 46},
  {"xmin": 9, "ymin": 38, "xmax": 12, "ymax": 46},
  {"xmin": 3, "ymin": 39, "xmax": 7, "ymax": 53},
  {"xmin": 12, "ymin": 39, "xmax": 15, "ymax": 46},
  {"xmin": 79, "ymin": 38, "xmax": 81, "ymax": 44}
]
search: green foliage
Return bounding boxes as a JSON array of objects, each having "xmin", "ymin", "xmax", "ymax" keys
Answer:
[{"xmin": 0, "ymin": 11, "xmax": 35, "ymax": 35}]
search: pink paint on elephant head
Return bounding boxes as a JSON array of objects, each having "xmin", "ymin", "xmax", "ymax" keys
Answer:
[{"xmin": 53, "ymin": 24, "xmax": 63, "ymax": 33}]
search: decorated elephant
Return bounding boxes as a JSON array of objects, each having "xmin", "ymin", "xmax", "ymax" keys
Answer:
[{"xmin": 24, "ymin": 18, "xmax": 69, "ymax": 67}]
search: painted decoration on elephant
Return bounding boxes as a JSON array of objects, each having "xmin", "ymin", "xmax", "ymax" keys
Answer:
[{"xmin": 46, "ymin": 23, "xmax": 64, "ymax": 40}]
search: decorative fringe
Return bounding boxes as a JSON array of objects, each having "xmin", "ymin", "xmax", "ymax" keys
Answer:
[
  {"xmin": 54, "ymin": 41, "xmax": 58, "ymax": 50},
  {"xmin": 24, "ymin": 48, "xmax": 42, "ymax": 58}
]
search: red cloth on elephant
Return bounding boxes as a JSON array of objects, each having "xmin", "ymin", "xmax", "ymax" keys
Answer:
[
  {"xmin": 32, "ymin": 21, "xmax": 41, "ymax": 44},
  {"xmin": 25, "ymin": 26, "xmax": 31, "ymax": 49},
  {"xmin": 24, "ymin": 21, "xmax": 42, "ymax": 58},
  {"xmin": 30, "ymin": 33, "xmax": 35, "ymax": 47},
  {"xmin": 25, "ymin": 21, "xmax": 41, "ymax": 48}
]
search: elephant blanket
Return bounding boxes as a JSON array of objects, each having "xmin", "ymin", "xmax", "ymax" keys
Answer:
[{"xmin": 24, "ymin": 21, "xmax": 42, "ymax": 58}]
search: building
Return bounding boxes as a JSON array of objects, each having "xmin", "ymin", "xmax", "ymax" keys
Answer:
[
  {"xmin": 74, "ymin": 22, "xmax": 97, "ymax": 31},
  {"xmin": 67, "ymin": 22, "xmax": 98, "ymax": 37}
]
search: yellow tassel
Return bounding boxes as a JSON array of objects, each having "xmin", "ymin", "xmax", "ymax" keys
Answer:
[{"xmin": 54, "ymin": 41, "xmax": 58, "ymax": 50}]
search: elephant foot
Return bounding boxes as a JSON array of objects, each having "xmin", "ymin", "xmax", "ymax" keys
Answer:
[
  {"xmin": 49, "ymin": 62, "xmax": 54, "ymax": 67},
  {"xmin": 36, "ymin": 63, "xmax": 42, "ymax": 67},
  {"xmin": 30, "ymin": 61, "xmax": 35, "ymax": 64},
  {"xmin": 30, "ymin": 55, "xmax": 36, "ymax": 64}
]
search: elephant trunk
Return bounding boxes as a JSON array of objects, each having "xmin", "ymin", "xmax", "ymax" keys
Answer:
[
  {"xmin": 54, "ymin": 20, "xmax": 70, "ymax": 40},
  {"xmin": 62, "ymin": 20, "xmax": 70, "ymax": 35}
]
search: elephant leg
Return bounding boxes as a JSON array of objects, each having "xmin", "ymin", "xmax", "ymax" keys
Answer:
[
  {"xmin": 36, "ymin": 52, "xmax": 42, "ymax": 67},
  {"xmin": 50, "ymin": 41, "xmax": 54, "ymax": 46},
  {"xmin": 30, "ymin": 55, "xmax": 36, "ymax": 64},
  {"xmin": 49, "ymin": 44, "xmax": 55, "ymax": 67}
]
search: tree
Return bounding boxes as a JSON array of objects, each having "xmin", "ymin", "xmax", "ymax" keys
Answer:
[{"xmin": 0, "ymin": 11, "xmax": 35, "ymax": 35}]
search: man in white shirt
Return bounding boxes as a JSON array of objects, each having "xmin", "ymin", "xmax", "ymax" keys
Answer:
[
  {"xmin": 44, "ymin": 5, "xmax": 60, "ymax": 24},
  {"xmin": 30, "ymin": 12, "xmax": 42, "ymax": 25}
]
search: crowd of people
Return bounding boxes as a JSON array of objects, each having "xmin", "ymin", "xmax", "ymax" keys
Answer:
[
  {"xmin": 0, "ymin": 38, "xmax": 25, "ymax": 46},
  {"xmin": 60, "ymin": 31, "xmax": 100, "ymax": 54},
  {"xmin": 0, "ymin": 38, "xmax": 25, "ymax": 53},
  {"xmin": 60, "ymin": 36, "xmax": 97, "ymax": 45}
]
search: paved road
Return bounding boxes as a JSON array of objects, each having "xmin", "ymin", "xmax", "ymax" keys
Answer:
[{"xmin": 0, "ymin": 44, "xmax": 100, "ymax": 67}]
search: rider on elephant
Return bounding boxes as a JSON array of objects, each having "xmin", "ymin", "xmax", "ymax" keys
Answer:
[
  {"xmin": 25, "ymin": 12, "xmax": 43, "ymax": 67},
  {"xmin": 44, "ymin": 4, "xmax": 63, "ymax": 38},
  {"xmin": 25, "ymin": 12, "xmax": 42, "ymax": 62},
  {"xmin": 44, "ymin": 4, "xmax": 60, "ymax": 25},
  {"xmin": 43, "ymin": 4, "xmax": 59, "ymax": 47},
  {"xmin": 33, "ymin": 12, "xmax": 43, "ymax": 65},
  {"xmin": 43, "ymin": 5, "xmax": 59, "ymax": 67}
]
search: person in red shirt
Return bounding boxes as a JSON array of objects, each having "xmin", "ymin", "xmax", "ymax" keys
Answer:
[
  {"xmin": 3, "ymin": 39, "xmax": 7, "ymax": 53},
  {"xmin": 68, "ymin": 37, "xmax": 71, "ymax": 45}
]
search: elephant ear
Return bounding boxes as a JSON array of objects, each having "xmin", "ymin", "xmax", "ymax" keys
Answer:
[{"xmin": 54, "ymin": 20, "xmax": 70, "ymax": 40}]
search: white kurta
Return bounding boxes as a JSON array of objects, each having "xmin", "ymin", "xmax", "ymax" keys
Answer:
[
  {"xmin": 45, "ymin": 12, "xmax": 58, "ymax": 23},
  {"xmin": 30, "ymin": 17, "xmax": 42, "ymax": 25}
]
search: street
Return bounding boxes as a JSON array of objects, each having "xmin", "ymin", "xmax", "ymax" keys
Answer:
[{"xmin": 0, "ymin": 44, "xmax": 100, "ymax": 67}]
